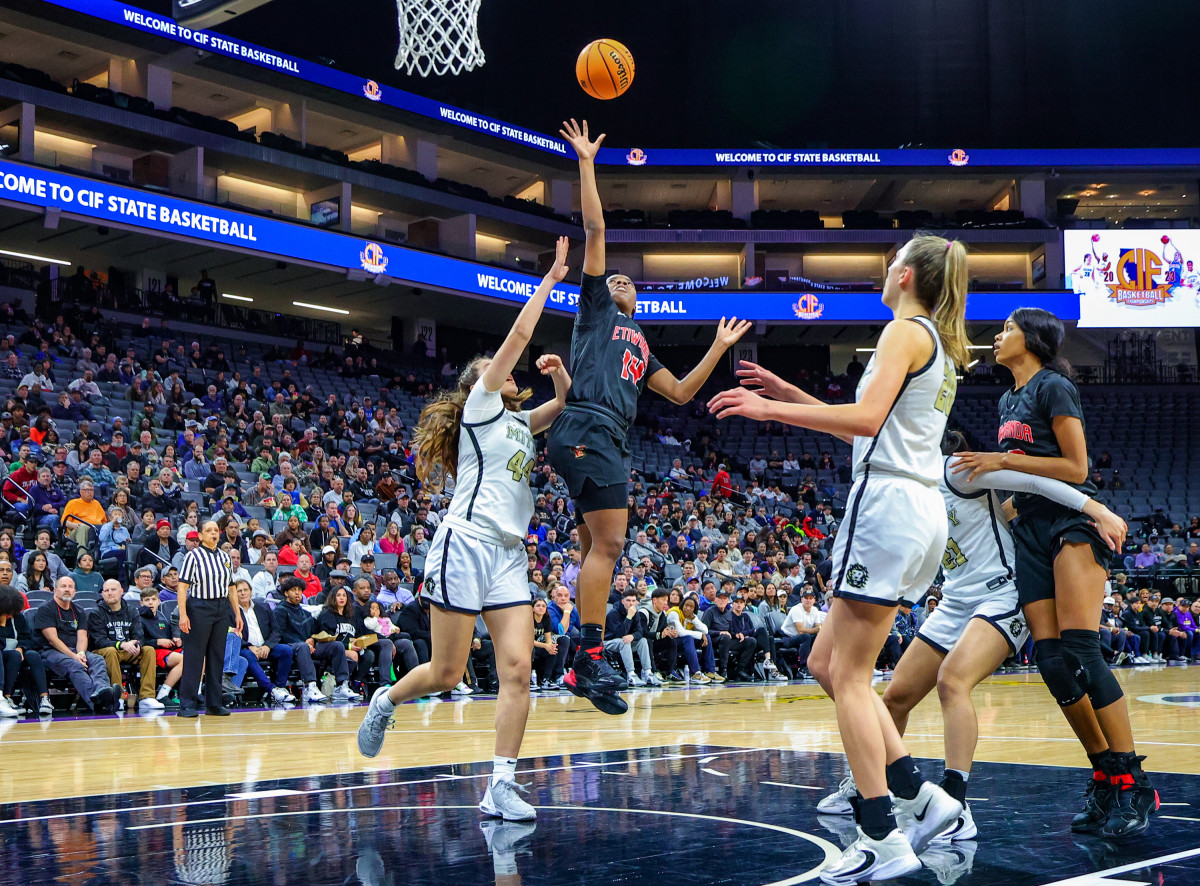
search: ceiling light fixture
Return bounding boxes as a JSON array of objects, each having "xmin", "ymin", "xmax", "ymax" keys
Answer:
[
  {"xmin": 222, "ymin": 293, "xmax": 253, "ymax": 302},
  {"xmin": 0, "ymin": 248, "xmax": 70, "ymax": 266},
  {"xmin": 293, "ymin": 300, "xmax": 349, "ymax": 315}
]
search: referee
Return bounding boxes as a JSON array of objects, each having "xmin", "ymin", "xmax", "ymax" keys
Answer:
[{"xmin": 178, "ymin": 520, "xmax": 242, "ymax": 717}]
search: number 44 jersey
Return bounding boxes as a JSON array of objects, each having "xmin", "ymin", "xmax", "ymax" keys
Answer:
[{"xmin": 443, "ymin": 380, "xmax": 537, "ymax": 546}]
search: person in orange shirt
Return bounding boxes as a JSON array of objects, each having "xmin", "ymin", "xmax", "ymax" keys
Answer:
[{"xmin": 61, "ymin": 479, "xmax": 107, "ymax": 548}]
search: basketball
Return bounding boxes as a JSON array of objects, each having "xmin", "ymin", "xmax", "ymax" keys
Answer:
[
  {"xmin": 1162, "ymin": 235, "xmax": 1172, "ymax": 244},
  {"xmin": 576, "ymin": 39, "xmax": 635, "ymax": 100},
  {"xmin": 1092, "ymin": 234, "xmax": 1101, "ymax": 242}
]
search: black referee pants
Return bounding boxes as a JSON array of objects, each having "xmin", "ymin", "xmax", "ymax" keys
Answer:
[{"xmin": 181, "ymin": 598, "xmax": 232, "ymax": 710}]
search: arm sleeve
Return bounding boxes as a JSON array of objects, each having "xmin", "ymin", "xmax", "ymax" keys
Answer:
[
  {"xmin": 577, "ymin": 274, "xmax": 617, "ymax": 327},
  {"xmin": 948, "ymin": 463, "xmax": 1089, "ymax": 512},
  {"xmin": 462, "ymin": 378, "xmax": 505, "ymax": 423}
]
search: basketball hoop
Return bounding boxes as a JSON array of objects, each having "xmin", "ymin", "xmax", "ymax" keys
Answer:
[{"xmin": 394, "ymin": 0, "xmax": 485, "ymax": 77}]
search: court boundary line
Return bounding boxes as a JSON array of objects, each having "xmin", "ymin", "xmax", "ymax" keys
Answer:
[
  {"xmin": 0, "ymin": 744, "xmax": 769, "ymax": 826},
  {"xmin": 1038, "ymin": 845, "xmax": 1200, "ymax": 885}
]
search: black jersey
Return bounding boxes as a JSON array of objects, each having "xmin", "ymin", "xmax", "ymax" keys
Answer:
[
  {"xmin": 996, "ymin": 368, "xmax": 1096, "ymax": 513},
  {"xmin": 566, "ymin": 273, "xmax": 665, "ymax": 428}
]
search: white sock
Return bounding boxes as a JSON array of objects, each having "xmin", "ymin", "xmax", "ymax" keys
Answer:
[
  {"xmin": 947, "ymin": 768, "xmax": 970, "ymax": 782},
  {"xmin": 156, "ymin": 685, "xmax": 171, "ymax": 700},
  {"xmin": 376, "ymin": 690, "xmax": 396, "ymax": 714},
  {"xmin": 492, "ymin": 756, "xmax": 517, "ymax": 786}
]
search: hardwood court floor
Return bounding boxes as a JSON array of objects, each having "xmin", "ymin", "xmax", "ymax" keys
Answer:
[{"xmin": 1, "ymin": 663, "xmax": 1197, "ymax": 805}]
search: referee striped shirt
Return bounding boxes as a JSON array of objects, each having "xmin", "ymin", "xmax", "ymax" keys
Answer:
[{"xmin": 179, "ymin": 544, "xmax": 233, "ymax": 600}]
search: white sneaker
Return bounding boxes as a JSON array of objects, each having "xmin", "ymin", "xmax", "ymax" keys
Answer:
[
  {"xmin": 0, "ymin": 696, "xmax": 18, "ymax": 718},
  {"xmin": 528, "ymin": 678, "xmax": 540, "ymax": 692},
  {"xmin": 920, "ymin": 839, "xmax": 977, "ymax": 885},
  {"xmin": 645, "ymin": 672, "xmax": 664, "ymax": 687},
  {"xmin": 271, "ymin": 687, "xmax": 295, "ymax": 704},
  {"xmin": 304, "ymin": 684, "xmax": 329, "ymax": 704},
  {"xmin": 691, "ymin": 671, "xmax": 711, "ymax": 684},
  {"xmin": 819, "ymin": 827, "xmax": 919, "ymax": 885},
  {"xmin": 38, "ymin": 696, "xmax": 54, "ymax": 717},
  {"xmin": 628, "ymin": 673, "xmax": 646, "ymax": 687},
  {"xmin": 872, "ymin": 668, "xmax": 885, "ymax": 676},
  {"xmin": 356, "ymin": 686, "xmax": 395, "ymax": 759},
  {"xmin": 452, "ymin": 682, "xmax": 474, "ymax": 695},
  {"xmin": 933, "ymin": 803, "xmax": 977, "ymax": 842},
  {"xmin": 817, "ymin": 775, "xmax": 857, "ymax": 816},
  {"xmin": 479, "ymin": 779, "xmax": 536, "ymax": 821},
  {"xmin": 769, "ymin": 670, "xmax": 788, "ymax": 681},
  {"xmin": 138, "ymin": 697, "xmax": 165, "ymax": 711},
  {"xmin": 893, "ymin": 781, "xmax": 964, "ymax": 856},
  {"xmin": 333, "ymin": 683, "xmax": 362, "ymax": 702}
]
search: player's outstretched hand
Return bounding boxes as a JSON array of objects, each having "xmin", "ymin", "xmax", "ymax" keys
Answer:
[
  {"xmin": 736, "ymin": 360, "xmax": 795, "ymax": 401},
  {"xmin": 559, "ymin": 119, "xmax": 605, "ymax": 161},
  {"xmin": 708, "ymin": 387, "xmax": 771, "ymax": 421},
  {"xmin": 546, "ymin": 236, "xmax": 570, "ymax": 282},
  {"xmin": 950, "ymin": 451, "xmax": 1005, "ymax": 481},
  {"xmin": 714, "ymin": 316, "xmax": 753, "ymax": 350},
  {"xmin": 536, "ymin": 354, "xmax": 564, "ymax": 375},
  {"xmin": 1092, "ymin": 505, "xmax": 1128, "ymax": 552}
]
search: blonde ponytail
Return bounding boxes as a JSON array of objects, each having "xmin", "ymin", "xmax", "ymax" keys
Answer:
[
  {"xmin": 412, "ymin": 356, "xmax": 533, "ymax": 492},
  {"xmin": 901, "ymin": 234, "xmax": 970, "ymax": 367}
]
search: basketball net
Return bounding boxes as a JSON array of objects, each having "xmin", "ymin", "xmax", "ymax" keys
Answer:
[{"xmin": 394, "ymin": 0, "xmax": 485, "ymax": 77}]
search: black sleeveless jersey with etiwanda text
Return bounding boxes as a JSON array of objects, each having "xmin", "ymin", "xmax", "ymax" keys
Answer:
[
  {"xmin": 996, "ymin": 367, "xmax": 1096, "ymax": 513},
  {"xmin": 566, "ymin": 273, "xmax": 665, "ymax": 428}
]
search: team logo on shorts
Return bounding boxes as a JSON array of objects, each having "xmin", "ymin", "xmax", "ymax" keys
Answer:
[
  {"xmin": 1009, "ymin": 617, "xmax": 1026, "ymax": 638},
  {"xmin": 571, "ymin": 445, "xmax": 588, "ymax": 459},
  {"xmin": 845, "ymin": 563, "xmax": 869, "ymax": 589},
  {"xmin": 424, "ymin": 576, "xmax": 437, "ymax": 595}
]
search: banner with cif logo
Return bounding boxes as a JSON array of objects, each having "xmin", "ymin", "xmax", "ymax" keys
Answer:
[{"xmin": 1065, "ymin": 230, "xmax": 1200, "ymax": 328}]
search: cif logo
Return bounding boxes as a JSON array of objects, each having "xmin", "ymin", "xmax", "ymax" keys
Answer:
[
  {"xmin": 626, "ymin": 148, "xmax": 647, "ymax": 166},
  {"xmin": 948, "ymin": 149, "xmax": 969, "ymax": 167},
  {"xmin": 360, "ymin": 242, "xmax": 389, "ymax": 275},
  {"xmin": 363, "ymin": 80, "xmax": 383, "ymax": 101},
  {"xmin": 792, "ymin": 294, "xmax": 823, "ymax": 320},
  {"xmin": 1110, "ymin": 247, "xmax": 1169, "ymax": 306}
]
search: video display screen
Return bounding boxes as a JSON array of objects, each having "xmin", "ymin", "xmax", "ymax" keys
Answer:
[{"xmin": 1066, "ymin": 230, "xmax": 1200, "ymax": 328}]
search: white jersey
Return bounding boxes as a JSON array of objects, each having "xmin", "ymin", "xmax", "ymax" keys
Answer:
[
  {"xmin": 940, "ymin": 458, "xmax": 1091, "ymax": 595},
  {"xmin": 939, "ymin": 458, "xmax": 1015, "ymax": 592},
  {"xmin": 442, "ymin": 380, "xmax": 536, "ymax": 545},
  {"xmin": 852, "ymin": 315, "xmax": 955, "ymax": 485}
]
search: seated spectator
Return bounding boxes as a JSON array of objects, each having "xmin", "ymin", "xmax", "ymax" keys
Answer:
[
  {"xmin": 547, "ymin": 584, "xmax": 580, "ymax": 662},
  {"xmin": 379, "ymin": 521, "xmax": 405, "ymax": 555},
  {"xmin": 605, "ymin": 589, "xmax": 654, "ymax": 687},
  {"xmin": 669, "ymin": 594, "xmax": 719, "ymax": 682},
  {"xmin": 531, "ymin": 597, "xmax": 568, "ymax": 687},
  {"xmin": 233, "ymin": 580, "xmax": 294, "ymax": 704},
  {"xmin": 394, "ymin": 594, "xmax": 433, "ymax": 664},
  {"xmin": 251, "ymin": 551, "xmax": 280, "ymax": 600},
  {"xmin": 70, "ymin": 551, "xmax": 103, "ymax": 596},
  {"xmin": 20, "ymin": 528, "xmax": 68, "ymax": 584},
  {"xmin": 17, "ymin": 551, "xmax": 54, "ymax": 597},
  {"xmin": 137, "ymin": 519, "xmax": 180, "ymax": 575},
  {"xmin": 348, "ymin": 524, "xmax": 378, "ymax": 567},
  {"xmin": 0, "ymin": 584, "xmax": 52, "ymax": 716},
  {"xmin": 98, "ymin": 506, "xmax": 131, "ymax": 570},
  {"xmin": 350, "ymin": 577, "xmax": 414, "ymax": 683},
  {"xmin": 267, "ymin": 577, "xmax": 356, "ymax": 703},
  {"xmin": 375, "ymin": 567, "xmax": 414, "ymax": 612},
  {"xmin": 701, "ymin": 588, "xmax": 755, "ymax": 681},
  {"xmin": 138, "ymin": 586, "xmax": 183, "ymax": 705},
  {"xmin": 79, "ymin": 448, "xmax": 116, "ymax": 494},
  {"xmin": 779, "ymin": 589, "xmax": 824, "ymax": 676},
  {"xmin": 61, "ymin": 479, "xmax": 106, "ymax": 550},
  {"xmin": 293, "ymin": 553, "xmax": 322, "ymax": 599},
  {"xmin": 88, "ymin": 578, "xmax": 162, "ymax": 711},
  {"xmin": 406, "ymin": 525, "xmax": 430, "ymax": 558},
  {"xmin": 33, "ymin": 576, "xmax": 115, "ymax": 713}
]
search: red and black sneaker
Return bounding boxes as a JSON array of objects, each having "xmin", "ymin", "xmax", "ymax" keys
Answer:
[
  {"xmin": 563, "ymin": 645, "xmax": 628, "ymax": 715},
  {"xmin": 1102, "ymin": 756, "xmax": 1159, "ymax": 839},
  {"xmin": 1071, "ymin": 769, "xmax": 1117, "ymax": 833}
]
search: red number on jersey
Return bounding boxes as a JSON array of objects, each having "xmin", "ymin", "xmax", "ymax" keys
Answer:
[{"xmin": 621, "ymin": 348, "xmax": 646, "ymax": 384}]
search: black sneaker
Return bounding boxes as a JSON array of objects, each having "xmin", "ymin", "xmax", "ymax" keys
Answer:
[
  {"xmin": 563, "ymin": 646, "xmax": 628, "ymax": 715},
  {"xmin": 91, "ymin": 686, "xmax": 115, "ymax": 715},
  {"xmin": 1102, "ymin": 758, "xmax": 1159, "ymax": 839},
  {"xmin": 1071, "ymin": 774, "xmax": 1117, "ymax": 833}
]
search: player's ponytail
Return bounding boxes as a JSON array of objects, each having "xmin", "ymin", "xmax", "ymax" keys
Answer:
[
  {"xmin": 412, "ymin": 356, "xmax": 533, "ymax": 492},
  {"xmin": 1009, "ymin": 307, "xmax": 1074, "ymax": 379},
  {"xmin": 903, "ymin": 234, "xmax": 970, "ymax": 368}
]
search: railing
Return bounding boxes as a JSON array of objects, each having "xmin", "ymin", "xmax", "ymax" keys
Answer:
[{"xmin": 0, "ymin": 258, "xmax": 36, "ymax": 291}]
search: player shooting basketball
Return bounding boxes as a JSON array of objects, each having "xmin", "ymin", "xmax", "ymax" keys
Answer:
[{"xmin": 548, "ymin": 119, "xmax": 750, "ymax": 715}]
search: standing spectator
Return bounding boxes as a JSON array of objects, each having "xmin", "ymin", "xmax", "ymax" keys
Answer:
[
  {"xmin": 88, "ymin": 578, "xmax": 163, "ymax": 711},
  {"xmin": 176, "ymin": 520, "xmax": 240, "ymax": 717},
  {"xmin": 33, "ymin": 576, "xmax": 115, "ymax": 713}
]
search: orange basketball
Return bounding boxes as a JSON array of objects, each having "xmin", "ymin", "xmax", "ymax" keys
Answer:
[{"xmin": 576, "ymin": 39, "xmax": 635, "ymax": 100}]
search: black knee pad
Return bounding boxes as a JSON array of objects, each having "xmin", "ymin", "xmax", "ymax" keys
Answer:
[
  {"xmin": 1034, "ymin": 638, "xmax": 1087, "ymax": 707},
  {"xmin": 1062, "ymin": 628, "xmax": 1124, "ymax": 710}
]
